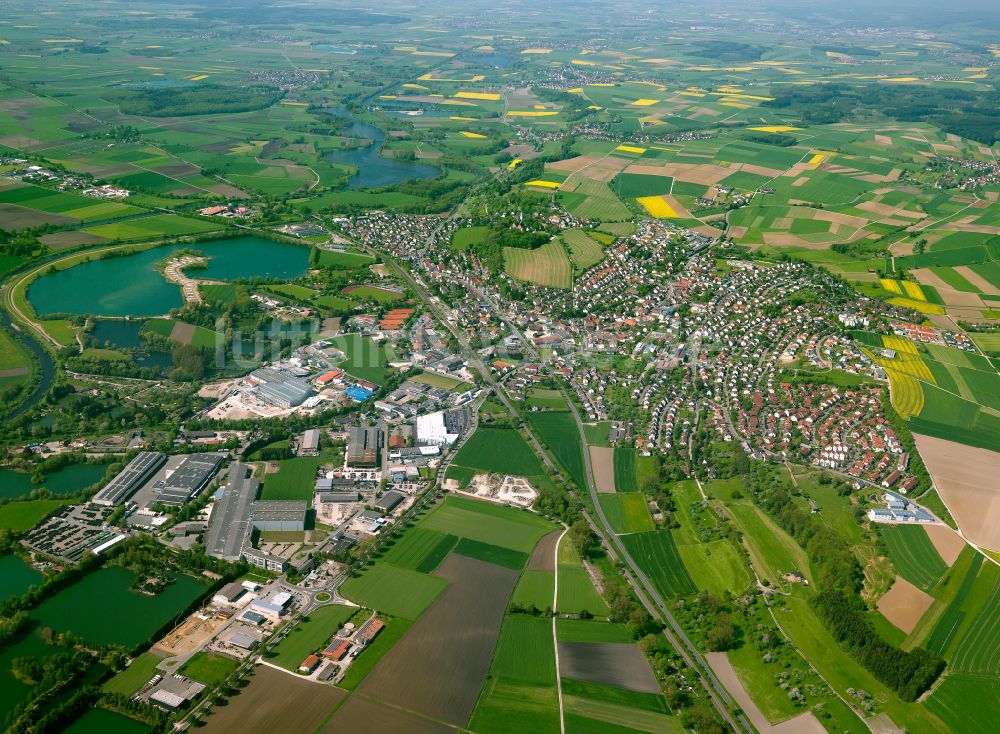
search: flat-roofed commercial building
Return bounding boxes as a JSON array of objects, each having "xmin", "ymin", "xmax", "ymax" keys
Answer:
[
  {"xmin": 347, "ymin": 426, "xmax": 381, "ymax": 467},
  {"xmin": 153, "ymin": 453, "xmax": 225, "ymax": 507},
  {"xmin": 205, "ymin": 463, "xmax": 259, "ymax": 562},
  {"xmin": 251, "ymin": 500, "xmax": 307, "ymax": 532},
  {"xmin": 92, "ymin": 451, "xmax": 166, "ymax": 506}
]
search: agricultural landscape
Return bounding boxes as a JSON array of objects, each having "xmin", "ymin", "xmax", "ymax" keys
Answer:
[{"xmin": 0, "ymin": 0, "xmax": 999, "ymax": 733}]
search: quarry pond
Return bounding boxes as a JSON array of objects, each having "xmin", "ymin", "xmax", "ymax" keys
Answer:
[{"xmin": 28, "ymin": 237, "xmax": 311, "ymax": 317}]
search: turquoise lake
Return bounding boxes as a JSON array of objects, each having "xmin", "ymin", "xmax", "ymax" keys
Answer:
[
  {"xmin": 0, "ymin": 463, "xmax": 108, "ymax": 500},
  {"xmin": 29, "ymin": 237, "xmax": 310, "ymax": 317}
]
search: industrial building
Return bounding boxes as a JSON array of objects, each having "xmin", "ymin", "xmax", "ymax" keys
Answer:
[
  {"xmin": 299, "ymin": 428, "xmax": 320, "ymax": 455},
  {"xmin": 347, "ymin": 425, "xmax": 382, "ymax": 467},
  {"xmin": 205, "ymin": 463, "xmax": 260, "ymax": 562},
  {"xmin": 92, "ymin": 451, "xmax": 166, "ymax": 505},
  {"xmin": 251, "ymin": 500, "xmax": 307, "ymax": 532},
  {"xmin": 415, "ymin": 409, "xmax": 466, "ymax": 447},
  {"xmin": 149, "ymin": 453, "xmax": 225, "ymax": 507},
  {"xmin": 248, "ymin": 368, "xmax": 314, "ymax": 408},
  {"xmin": 374, "ymin": 490, "xmax": 405, "ymax": 513}
]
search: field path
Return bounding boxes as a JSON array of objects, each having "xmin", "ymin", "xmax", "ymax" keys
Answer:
[{"xmin": 553, "ymin": 528, "xmax": 568, "ymax": 734}]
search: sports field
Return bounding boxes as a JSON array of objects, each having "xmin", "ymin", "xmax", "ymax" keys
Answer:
[{"xmin": 267, "ymin": 604, "xmax": 356, "ymax": 671}]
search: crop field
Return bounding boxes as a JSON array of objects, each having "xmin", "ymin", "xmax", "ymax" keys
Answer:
[
  {"xmin": 598, "ymin": 493, "xmax": 655, "ymax": 534},
  {"xmin": 526, "ymin": 410, "xmax": 587, "ymax": 489},
  {"xmin": 612, "ymin": 172, "xmax": 672, "ymax": 198},
  {"xmin": 471, "ymin": 613, "xmax": 561, "ymax": 734},
  {"xmin": 83, "ymin": 214, "xmax": 219, "ymax": 241},
  {"xmin": 510, "ymin": 570, "xmax": 555, "ymax": 609},
  {"xmin": 880, "ymin": 525, "xmax": 948, "ymax": 591},
  {"xmin": 340, "ymin": 562, "xmax": 447, "ymax": 619},
  {"xmin": 315, "ymin": 249, "xmax": 374, "ymax": 269},
  {"xmin": 342, "ymin": 284, "xmax": 403, "ymax": 303},
  {"xmin": 379, "ymin": 527, "xmax": 457, "ymax": 572},
  {"xmin": 636, "ymin": 195, "xmax": 678, "ymax": 218},
  {"xmin": 620, "ymin": 530, "xmax": 696, "ymax": 598},
  {"xmin": 943, "ymin": 562, "xmax": 1000, "ymax": 675},
  {"xmin": 447, "ymin": 426, "xmax": 543, "ymax": 477},
  {"xmin": 348, "ymin": 555, "xmax": 518, "ymax": 728},
  {"xmin": 420, "ymin": 496, "xmax": 555, "ymax": 554},
  {"xmin": 266, "ymin": 604, "xmax": 355, "ymax": 670},
  {"xmin": 558, "ymin": 641, "xmax": 660, "ymax": 694},
  {"xmin": 201, "ymin": 665, "xmax": 345, "ymax": 734},
  {"xmin": 612, "ymin": 447, "xmax": 638, "ymax": 492},
  {"xmin": 454, "ymin": 537, "xmax": 529, "ymax": 570},
  {"xmin": 926, "ymin": 673, "xmax": 1000, "ymax": 734},
  {"xmin": 556, "ymin": 619, "xmax": 633, "ymax": 644},
  {"xmin": 504, "ymin": 240, "xmax": 572, "ymax": 289},
  {"xmin": 558, "ymin": 564, "xmax": 610, "ymax": 616},
  {"xmin": 451, "ymin": 225, "xmax": 490, "ymax": 252},
  {"xmin": 563, "ymin": 229, "xmax": 606, "ymax": 270}
]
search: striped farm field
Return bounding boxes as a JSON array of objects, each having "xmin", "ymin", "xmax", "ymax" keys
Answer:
[
  {"xmin": 504, "ymin": 241, "xmax": 572, "ymax": 289},
  {"xmin": 880, "ymin": 278, "xmax": 904, "ymax": 296},
  {"xmin": 882, "ymin": 335, "xmax": 919, "ymax": 354},
  {"xmin": 562, "ymin": 230, "xmax": 605, "ymax": 270},
  {"xmin": 902, "ymin": 280, "xmax": 926, "ymax": 301},
  {"xmin": 636, "ymin": 196, "xmax": 678, "ymax": 218},
  {"xmin": 886, "ymin": 296, "xmax": 945, "ymax": 314},
  {"xmin": 621, "ymin": 530, "xmax": 696, "ymax": 598},
  {"xmin": 880, "ymin": 525, "xmax": 948, "ymax": 592},
  {"xmin": 885, "ymin": 366, "xmax": 924, "ymax": 419}
]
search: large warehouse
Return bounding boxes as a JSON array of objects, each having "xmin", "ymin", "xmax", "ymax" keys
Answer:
[
  {"xmin": 251, "ymin": 500, "xmax": 307, "ymax": 532},
  {"xmin": 248, "ymin": 368, "xmax": 314, "ymax": 409},
  {"xmin": 205, "ymin": 463, "xmax": 259, "ymax": 562},
  {"xmin": 92, "ymin": 451, "xmax": 167, "ymax": 506},
  {"xmin": 347, "ymin": 425, "xmax": 381, "ymax": 467},
  {"xmin": 150, "ymin": 453, "xmax": 225, "ymax": 507}
]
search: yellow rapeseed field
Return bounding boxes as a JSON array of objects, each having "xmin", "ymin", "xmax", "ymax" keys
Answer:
[
  {"xmin": 454, "ymin": 91, "xmax": 502, "ymax": 101},
  {"xmin": 508, "ymin": 159, "xmax": 522, "ymax": 169},
  {"xmin": 887, "ymin": 297, "xmax": 945, "ymax": 315},
  {"xmin": 901, "ymin": 281, "xmax": 926, "ymax": 301},
  {"xmin": 508, "ymin": 111, "xmax": 559, "ymax": 117},
  {"xmin": 748, "ymin": 126, "xmax": 801, "ymax": 133},
  {"xmin": 616, "ymin": 145, "xmax": 647, "ymax": 154},
  {"xmin": 460, "ymin": 131, "xmax": 487, "ymax": 139},
  {"xmin": 524, "ymin": 180, "xmax": 561, "ymax": 189},
  {"xmin": 630, "ymin": 98, "xmax": 660, "ymax": 106},
  {"xmin": 637, "ymin": 196, "xmax": 678, "ymax": 218},
  {"xmin": 880, "ymin": 278, "xmax": 904, "ymax": 295}
]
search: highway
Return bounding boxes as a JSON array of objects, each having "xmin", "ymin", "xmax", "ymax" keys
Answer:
[{"xmin": 561, "ymin": 388, "xmax": 754, "ymax": 734}]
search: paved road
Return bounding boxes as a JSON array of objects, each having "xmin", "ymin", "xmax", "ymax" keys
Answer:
[{"xmin": 562, "ymin": 388, "xmax": 754, "ymax": 734}]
